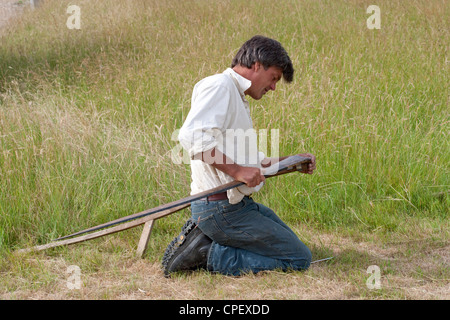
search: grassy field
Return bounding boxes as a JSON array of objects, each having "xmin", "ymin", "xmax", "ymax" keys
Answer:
[{"xmin": 0, "ymin": 0, "xmax": 448, "ymax": 300}]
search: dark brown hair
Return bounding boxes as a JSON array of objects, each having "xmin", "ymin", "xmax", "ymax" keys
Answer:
[{"xmin": 231, "ymin": 35, "xmax": 294, "ymax": 82}]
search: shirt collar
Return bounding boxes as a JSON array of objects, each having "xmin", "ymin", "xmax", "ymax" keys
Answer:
[{"xmin": 223, "ymin": 68, "xmax": 252, "ymax": 98}]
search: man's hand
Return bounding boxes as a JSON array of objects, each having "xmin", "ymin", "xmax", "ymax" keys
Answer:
[
  {"xmin": 262, "ymin": 153, "xmax": 316, "ymax": 175},
  {"xmin": 232, "ymin": 166, "xmax": 265, "ymax": 188},
  {"xmin": 297, "ymin": 153, "xmax": 316, "ymax": 174},
  {"xmin": 196, "ymin": 148, "xmax": 265, "ymax": 187}
]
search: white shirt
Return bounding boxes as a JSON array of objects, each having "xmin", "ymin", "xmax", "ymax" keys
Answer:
[{"xmin": 178, "ymin": 68, "xmax": 266, "ymax": 204}]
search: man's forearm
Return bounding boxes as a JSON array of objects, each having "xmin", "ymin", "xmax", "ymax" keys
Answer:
[
  {"xmin": 193, "ymin": 148, "xmax": 265, "ymax": 187},
  {"xmin": 192, "ymin": 148, "xmax": 239, "ymax": 176}
]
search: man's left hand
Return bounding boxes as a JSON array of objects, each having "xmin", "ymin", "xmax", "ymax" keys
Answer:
[{"xmin": 298, "ymin": 153, "xmax": 316, "ymax": 174}]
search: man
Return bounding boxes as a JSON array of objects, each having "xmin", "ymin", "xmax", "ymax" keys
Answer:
[{"xmin": 162, "ymin": 35, "xmax": 316, "ymax": 276}]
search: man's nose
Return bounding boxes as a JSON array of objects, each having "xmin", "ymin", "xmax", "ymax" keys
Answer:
[{"xmin": 270, "ymin": 82, "xmax": 276, "ymax": 91}]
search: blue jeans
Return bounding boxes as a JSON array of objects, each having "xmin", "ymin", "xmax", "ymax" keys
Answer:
[{"xmin": 191, "ymin": 196, "xmax": 312, "ymax": 276}]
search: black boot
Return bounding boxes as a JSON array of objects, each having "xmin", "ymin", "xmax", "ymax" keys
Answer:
[{"xmin": 162, "ymin": 219, "xmax": 212, "ymax": 276}]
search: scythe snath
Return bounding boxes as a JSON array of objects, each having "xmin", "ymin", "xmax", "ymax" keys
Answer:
[{"xmin": 18, "ymin": 155, "xmax": 311, "ymax": 257}]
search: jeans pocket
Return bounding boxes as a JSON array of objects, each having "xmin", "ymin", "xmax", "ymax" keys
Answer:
[
  {"xmin": 192, "ymin": 210, "xmax": 215, "ymax": 223},
  {"xmin": 220, "ymin": 200, "xmax": 245, "ymax": 214},
  {"xmin": 191, "ymin": 201, "xmax": 217, "ymax": 217},
  {"xmin": 196, "ymin": 213, "xmax": 233, "ymax": 245}
]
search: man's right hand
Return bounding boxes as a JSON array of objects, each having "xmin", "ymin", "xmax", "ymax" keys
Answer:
[
  {"xmin": 196, "ymin": 148, "xmax": 265, "ymax": 187},
  {"xmin": 231, "ymin": 166, "xmax": 265, "ymax": 188}
]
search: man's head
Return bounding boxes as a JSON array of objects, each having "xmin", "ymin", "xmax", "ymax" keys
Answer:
[{"xmin": 231, "ymin": 35, "xmax": 294, "ymax": 100}]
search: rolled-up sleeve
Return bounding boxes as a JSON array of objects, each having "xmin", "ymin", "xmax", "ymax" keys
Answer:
[{"xmin": 178, "ymin": 83, "xmax": 231, "ymax": 158}]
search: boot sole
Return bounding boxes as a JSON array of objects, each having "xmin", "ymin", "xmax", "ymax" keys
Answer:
[{"xmin": 162, "ymin": 219, "xmax": 199, "ymax": 275}]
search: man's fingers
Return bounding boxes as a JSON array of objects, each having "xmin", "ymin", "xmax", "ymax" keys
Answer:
[
  {"xmin": 235, "ymin": 167, "xmax": 265, "ymax": 187},
  {"xmin": 296, "ymin": 153, "xmax": 316, "ymax": 174},
  {"xmin": 247, "ymin": 173, "xmax": 265, "ymax": 187}
]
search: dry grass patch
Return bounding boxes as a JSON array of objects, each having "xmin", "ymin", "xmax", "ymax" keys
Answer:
[{"xmin": 2, "ymin": 224, "xmax": 448, "ymax": 300}]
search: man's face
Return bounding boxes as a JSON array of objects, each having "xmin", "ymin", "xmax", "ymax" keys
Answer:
[{"xmin": 245, "ymin": 62, "xmax": 283, "ymax": 100}]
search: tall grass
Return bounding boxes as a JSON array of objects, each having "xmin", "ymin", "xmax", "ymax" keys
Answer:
[{"xmin": 0, "ymin": 0, "xmax": 448, "ymax": 252}]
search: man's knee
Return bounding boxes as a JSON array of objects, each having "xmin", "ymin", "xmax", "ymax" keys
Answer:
[{"xmin": 292, "ymin": 245, "xmax": 312, "ymax": 271}]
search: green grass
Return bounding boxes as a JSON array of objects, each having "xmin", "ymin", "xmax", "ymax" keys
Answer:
[{"xmin": 0, "ymin": 0, "xmax": 448, "ymax": 299}]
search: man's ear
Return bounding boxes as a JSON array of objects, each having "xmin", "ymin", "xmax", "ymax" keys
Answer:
[{"xmin": 253, "ymin": 62, "xmax": 261, "ymax": 72}]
